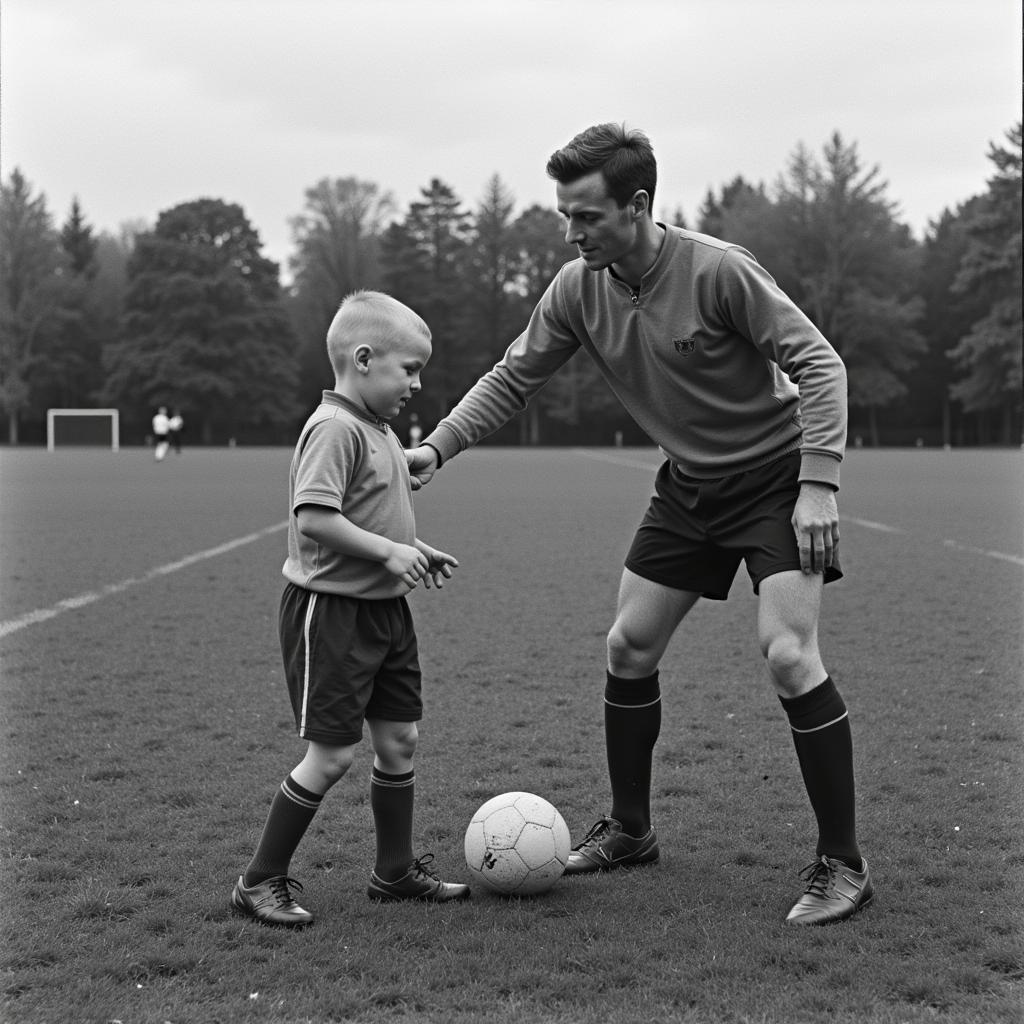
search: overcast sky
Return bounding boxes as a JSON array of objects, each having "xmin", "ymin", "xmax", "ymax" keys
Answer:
[{"xmin": 2, "ymin": 0, "xmax": 1020, "ymax": 272}]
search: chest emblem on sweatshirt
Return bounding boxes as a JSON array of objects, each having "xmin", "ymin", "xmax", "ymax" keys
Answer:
[{"xmin": 673, "ymin": 337, "xmax": 696, "ymax": 356}]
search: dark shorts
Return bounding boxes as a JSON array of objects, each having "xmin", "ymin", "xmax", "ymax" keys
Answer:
[
  {"xmin": 279, "ymin": 583, "xmax": 422, "ymax": 745},
  {"xmin": 625, "ymin": 452, "xmax": 843, "ymax": 601}
]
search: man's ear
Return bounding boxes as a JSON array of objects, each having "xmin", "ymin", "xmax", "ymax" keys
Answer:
[
  {"xmin": 630, "ymin": 189, "xmax": 651, "ymax": 220},
  {"xmin": 353, "ymin": 344, "xmax": 373, "ymax": 374}
]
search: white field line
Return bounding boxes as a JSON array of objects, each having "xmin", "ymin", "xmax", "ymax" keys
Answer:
[
  {"xmin": 942, "ymin": 539, "xmax": 1024, "ymax": 567},
  {"xmin": 573, "ymin": 448, "xmax": 1023, "ymax": 567},
  {"xmin": 0, "ymin": 522, "xmax": 288, "ymax": 641}
]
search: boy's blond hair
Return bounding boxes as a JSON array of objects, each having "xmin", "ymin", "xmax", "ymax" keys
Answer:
[{"xmin": 326, "ymin": 291, "xmax": 430, "ymax": 377}]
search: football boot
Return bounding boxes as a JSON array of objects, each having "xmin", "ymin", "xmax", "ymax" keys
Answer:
[
  {"xmin": 367, "ymin": 854, "xmax": 470, "ymax": 902},
  {"xmin": 231, "ymin": 874, "xmax": 314, "ymax": 927},
  {"xmin": 563, "ymin": 816, "xmax": 660, "ymax": 875},
  {"xmin": 785, "ymin": 855, "xmax": 874, "ymax": 925}
]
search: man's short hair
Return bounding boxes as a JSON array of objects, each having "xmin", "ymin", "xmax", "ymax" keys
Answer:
[
  {"xmin": 546, "ymin": 123, "xmax": 657, "ymax": 208},
  {"xmin": 326, "ymin": 290, "xmax": 430, "ymax": 376}
]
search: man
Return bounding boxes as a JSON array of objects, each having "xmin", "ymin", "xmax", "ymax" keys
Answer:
[{"xmin": 407, "ymin": 123, "xmax": 871, "ymax": 925}]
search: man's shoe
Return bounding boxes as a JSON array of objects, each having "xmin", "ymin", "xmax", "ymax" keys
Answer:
[
  {"xmin": 231, "ymin": 874, "xmax": 314, "ymax": 927},
  {"xmin": 367, "ymin": 854, "xmax": 470, "ymax": 902},
  {"xmin": 563, "ymin": 816, "xmax": 660, "ymax": 875},
  {"xmin": 785, "ymin": 855, "xmax": 873, "ymax": 925}
]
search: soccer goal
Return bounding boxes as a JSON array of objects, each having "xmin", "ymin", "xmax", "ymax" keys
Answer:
[{"xmin": 47, "ymin": 409, "xmax": 120, "ymax": 451}]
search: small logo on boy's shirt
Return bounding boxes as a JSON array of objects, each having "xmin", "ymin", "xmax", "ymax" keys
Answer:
[{"xmin": 673, "ymin": 337, "xmax": 696, "ymax": 356}]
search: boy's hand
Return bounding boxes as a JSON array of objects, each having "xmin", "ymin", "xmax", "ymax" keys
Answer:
[
  {"xmin": 406, "ymin": 446, "xmax": 439, "ymax": 491},
  {"xmin": 384, "ymin": 542, "xmax": 430, "ymax": 588},
  {"xmin": 420, "ymin": 546, "xmax": 459, "ymax": 589}
]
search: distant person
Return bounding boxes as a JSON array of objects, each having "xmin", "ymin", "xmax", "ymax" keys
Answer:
[
  {"xmin": 232, "ymin": 290, "xmax": 468, "ymax": 928},
  {"xmin": 151, "ymin": 407, "xmax": 170, "ymax": 462},
  {"xmin": 406, "ymin": 123, "xmax": 871, "ymax": 925},
  {"xmin": 407, "ymin": 413, "xmax": 423, "ymax": 448},
  {"xmin": 168, "ymin": 410, "xmax": 184, "ymax": 454}
]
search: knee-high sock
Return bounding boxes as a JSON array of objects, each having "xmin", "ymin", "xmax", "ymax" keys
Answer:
[
  {"xmin": 780, "ymin": 676, "xmax": 861, "ymax": 869},
  {"xmin": 371, "ymin": 767, "xmax": 415, "ymax": 881},
  {"xmin": 244, "ymin": 775, "xmax": 323, "ymax": 886},
  {"xmin": 605, "ymin": 670, "xmax": 662, "ymax": 836}
]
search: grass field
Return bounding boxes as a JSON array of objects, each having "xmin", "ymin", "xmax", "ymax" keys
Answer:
[{"xmin": 1, "ymin": 445, "xmax": 1022, "ymax": 1024}]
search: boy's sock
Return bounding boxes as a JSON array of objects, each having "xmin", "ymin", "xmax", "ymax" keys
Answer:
[
  {"xmin": 243, "ymin": 775, "xmax": 323, "ymax": 886},
  {"xmin": 370, "ymin": 767, "xmax": 415, "ymax": 882},
  {"xmin": 780, "ymin": 676, "xmax": 862, "ymax": 870},
  {"xmin": 605, "ymin": 670, "xmax": 662, "ymax": 836}
]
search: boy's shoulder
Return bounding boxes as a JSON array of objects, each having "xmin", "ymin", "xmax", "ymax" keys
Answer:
[{"xmin": 297, "ymin": 395, "xmax": 399, "ymax": 465}]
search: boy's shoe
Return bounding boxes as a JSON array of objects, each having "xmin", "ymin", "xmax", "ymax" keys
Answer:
[
  {"xmin": 563, "ymin": 816, "xmax": 660, "ymax": 875},
  {"xmin": 785, "ymin": 855, "xmax": 874, "ymax": 925},
  {"xmin": 231, "ymin": 875, "xmax": 314, "ymax": 927},
  {"xmin": 367, "ymin": 854, "xmax": 470, "ymax": 902}
]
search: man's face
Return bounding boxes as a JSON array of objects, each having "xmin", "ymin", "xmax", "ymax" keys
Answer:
[{"xmin": 556, "ymin": 170, "xmax": 638, "ymax": 272}]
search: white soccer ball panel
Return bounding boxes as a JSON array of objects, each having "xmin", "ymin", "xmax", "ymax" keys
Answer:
[
  {"xmin": 471, "ymin": 791, "xmax": 531, "ymax": 821},
  {"xmin": 514, "ymin": 858, "xmax": 565, "ymax": 895},
  {"xmin": 480, "ymin": 806, "xmax": 527, "ymax": 849},
  {"xmin": 466, "ymin": 846, "xmax": 531, "ymax": 893},
  {"xmin": 512, "ymin": 793, "xmax": 558, "ymax": 828},
  {"xmin": 463, "ymin": 820, "xmax": 489, "ymax": 871},
  {"xmin": 515, "ymin": 822, "xmax": 559, "ymax": 869}
]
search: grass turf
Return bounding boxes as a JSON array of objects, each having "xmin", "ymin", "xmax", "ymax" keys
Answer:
[{"xmin": 0, "ymin": 446, "xmax": 1021, "ymax": 1023}]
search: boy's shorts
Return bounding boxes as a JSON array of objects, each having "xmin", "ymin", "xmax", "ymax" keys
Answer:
[
  {"xmin": 279, "ymin": 583, "xmax": 422, "ymax": 745},
  {"xmin": 625, "ymin": 452, "xmax": 843, "ymax": 601}
]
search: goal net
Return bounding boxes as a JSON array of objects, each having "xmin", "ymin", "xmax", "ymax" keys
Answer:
[{"xmin": 47, "ymin": 409, "xmax": 120, "ymax": 451}]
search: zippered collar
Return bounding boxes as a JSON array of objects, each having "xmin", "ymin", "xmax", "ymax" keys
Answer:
[{"xmin": 606, "ymin": 223, "xmax": 676, "ymax": 303}]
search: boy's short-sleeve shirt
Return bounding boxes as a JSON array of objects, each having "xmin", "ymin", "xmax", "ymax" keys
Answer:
[{"xmin": 282, "ymin": 391, "xmax": 415, "ymax": 599}]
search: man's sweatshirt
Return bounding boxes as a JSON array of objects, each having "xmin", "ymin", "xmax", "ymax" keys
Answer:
[{"xmin": 424, "ymin": 225, "xmax": 847, "ymax": 489}]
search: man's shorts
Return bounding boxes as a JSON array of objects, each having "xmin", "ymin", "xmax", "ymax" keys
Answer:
[
  {"xmin": 279, "ymin": 583, "xmax": 422, "ymax": 745},
  {"xmin": 625, "ymin": 452, "xmax": 843, "ymax": 601}
]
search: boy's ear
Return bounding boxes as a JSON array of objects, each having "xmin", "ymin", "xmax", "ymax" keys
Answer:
[{"xmin": 353, "ymin": 344, "xmax": 373, "ymax": 374}]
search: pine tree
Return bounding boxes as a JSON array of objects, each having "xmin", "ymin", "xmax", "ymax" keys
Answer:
[{"xmin": 947, "ymin": 122, "xmax": 1023, "ymax": 443}]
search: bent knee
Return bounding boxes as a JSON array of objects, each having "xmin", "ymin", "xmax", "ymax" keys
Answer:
[
  {"xmin": 607, "ymin": 623, "xmax": 658, "ymax": 676},
  {"xmin": 760, "ymin": 631, "xmax": 824, "ymax": 692},
  {"xmin": 371, "ymin": 721, "xmax": 419, "ymax": 769},
  {"xmin": 389, "ymin": 723, "xmax": 418, "ymax": 761},
  {"xmin": 305, "ymin": 744, "xmax": 356, "ymax": 786}
]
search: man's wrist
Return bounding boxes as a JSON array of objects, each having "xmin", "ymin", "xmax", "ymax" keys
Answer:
[{"xmin": 424, "ymin": 442, "xmax": 443, "ymax": 468}]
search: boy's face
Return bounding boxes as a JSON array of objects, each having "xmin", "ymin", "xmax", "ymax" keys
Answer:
[{"xmin": 358, "ymin": 331, "xmax": 432, "ymax": 420}]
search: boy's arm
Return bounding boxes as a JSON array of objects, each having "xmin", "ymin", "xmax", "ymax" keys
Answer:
[
  {"xmin": 414, "ymin": 537, "xmax": 459, "ymax": 589},
  {"xmin": 297, "ymin": 505, "xmax": 429, "ymax": 589}
]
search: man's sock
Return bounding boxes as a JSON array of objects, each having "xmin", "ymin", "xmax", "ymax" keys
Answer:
[
  {"xmin": 780, "ymin": 676, "xmax": 862, "ymax": 870},
  {"xmin": 243, "ymin": 775, "xmax": 323, "ymax": 886},
  {"xmin": 605, "ymin": 670, "xmax": 662, "ymax": 836},
  {"xmin": 370, "ymin": 767, "xmax": 415, "ymax": 882}
]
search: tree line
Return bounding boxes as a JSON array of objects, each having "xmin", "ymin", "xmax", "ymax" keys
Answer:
[{"xmin": 1, "ymin": 124, "xmax": 1020, "ymax": 448}]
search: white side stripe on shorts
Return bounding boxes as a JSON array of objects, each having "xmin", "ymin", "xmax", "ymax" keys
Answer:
[
  {"xmin": 298, "ymin": 594, "xmax": 318, "ymax": 738},
  {"xmin": 790, "ymin": 711, "xmax": 849, "ymax": 734}
]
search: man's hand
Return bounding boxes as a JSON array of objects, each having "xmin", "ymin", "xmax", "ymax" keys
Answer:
[
  {"xmin": 791, "ymin": 483, "xmax": 840, "ymax": 574},
  {"xmin": 406, "ymin": 445, "xmax": 440, "ymax": 491}
]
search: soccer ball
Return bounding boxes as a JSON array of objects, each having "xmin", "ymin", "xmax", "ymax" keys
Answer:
[{"xmin": 464, "ymin": 792, "xmax": 571, "ymax": 895}]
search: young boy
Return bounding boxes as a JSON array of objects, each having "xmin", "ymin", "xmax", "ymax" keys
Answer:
[{"xmin": 232, "ymin": 290, "xmax": 469, "ymax": 927}]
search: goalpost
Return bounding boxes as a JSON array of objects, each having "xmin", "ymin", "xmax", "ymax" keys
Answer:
[{"xmin": 47, "ymin": 409, "xmax": 120, "ymax": 451}]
